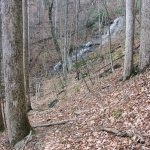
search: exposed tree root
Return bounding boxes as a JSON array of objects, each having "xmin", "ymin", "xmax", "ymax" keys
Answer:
[
  {"xmin": 100, "ymin": 127, "xmax": 145, "ymax": 144},
  {"xmin": 22, "ymin": 130, "xmax": 32, "ymax": 150}
]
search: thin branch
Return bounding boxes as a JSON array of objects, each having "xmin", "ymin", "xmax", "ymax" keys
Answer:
[{"xmin": 33, "ymin": 119, "xmax": 73, "ymax": 128}]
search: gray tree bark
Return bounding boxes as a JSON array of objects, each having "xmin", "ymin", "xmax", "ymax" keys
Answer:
[
  {"xmin": 0, "ymin": 0, "xmax": 5, "ymax": 132},
  {"xmin": 0, "ymin": 10, "xmax": 4, "ymax": 131},
  {"xmin": 63, "ymin": 0, "xmax": 69, "ymax": 85},
  {"xmin": 123, "ymin": 0, "xmax": 135, "ymax": 80},
  {"xmin": 139, "ymin": 0, "xmax": 150, "ymax": 70},
  {"xmin": 1, "ymin": 0, "xmax": 31, "ymax": 146},
  {"xmin": 22, "ymin": 0, "xmax": 32, "ymax": 112}
]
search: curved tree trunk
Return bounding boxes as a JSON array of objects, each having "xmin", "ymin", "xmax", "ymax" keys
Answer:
[
  {"xmin": 1, "ymin": 0, "xmax": 31, "ymax": 146},
  {"xmin": 139, "ymin": 0, "xmax": 150, "ymax": 70},
  {"xmin": 123, "ymin": 0, "xmax": 135, "ymax": 80}
]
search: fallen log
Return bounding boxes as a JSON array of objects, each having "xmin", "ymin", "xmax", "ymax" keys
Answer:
[{"xmin": 100, "ymin": 127, "xmax": 145, "ymax": 144}]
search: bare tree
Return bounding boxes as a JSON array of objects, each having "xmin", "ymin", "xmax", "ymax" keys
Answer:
[
  {"xmin": 63, "ymin": 0, "xmax": 69, "ymax": 85},
  {"xmin": 48, "ymin": 0, "xmax": 62, "ymax": 61},
  {"xmin": 123, "ymin": 0, "xmax": 135, "ymax": 80},
  {"xmin": 1, "ymin": 0, "xmax": 31, "ymax": 146},
  {"xmin": 75, "ymin": 0, "xmax": 80, "ymax": 80},
  {"xmin": 102, "ymin": 0, "xmax": 114, "ymax": 73},
  {"xmin": 22, "ymin": 0, "xmax": 32, "ymax": 111},
  {"xmin": 139, "ymin": 0, "xmax": 150, "ymax": 71}
]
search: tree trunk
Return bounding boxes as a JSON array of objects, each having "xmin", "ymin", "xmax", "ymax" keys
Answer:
[
  {"xmin": 48, "ymin": 0, "xmax": 62, "ymax": 61},
  {"xmin": 123, "ymin": 0, "xmax": 135, "ymax": 80},
  {"xmin": 75, "ymin": 0, "xmax": 80, "ymax": 80},
  {"xmin": 22, "ymin": 0, "xmax": 32, "ymax": 112},
  {"xmin": 0, "ymin": 0, "xmax": 5, "ymax": 132},
  {"xmin": 0, "ymin": 103, "xmax": 4, "ymax": 132},
  {"xmin": 139, "ymin": 0, "xmax": 150, "ymax": 70},
  {"xmin": 1, "ymin": 0, "xmax": 31, "ymax": 146},
  {"xmin": 63, "ymin": 0, "xmax": 69, "ymax": 85},
  {"xmin": 102, "ymin": 0, "xmax": 114, "ymax": 73}
]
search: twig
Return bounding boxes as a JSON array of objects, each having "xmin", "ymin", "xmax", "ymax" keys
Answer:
[
  {"xmin": 33, "ymin": 119, "xmax": 73, "ymax": 128},
  {"xmin": 21, "ymin": 130, "xmax": 32, "ymax": 150},
  {"xmin": 100, "ymin": 127, "xmax": 145, "ymax": 144}
]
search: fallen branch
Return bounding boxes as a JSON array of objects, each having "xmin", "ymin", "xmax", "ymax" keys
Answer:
[
  {"xmin": 33, "ymin": 119, "xmax": 73, "ymax": 128},
  {"xmin": 100, "ymin": 127, "xmax": 145, "ymax": 144}
]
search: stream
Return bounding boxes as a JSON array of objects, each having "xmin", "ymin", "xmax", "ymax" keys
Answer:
[{"xmin": 51, "ymin": 16, "xmax": 124, "ymax": 74}]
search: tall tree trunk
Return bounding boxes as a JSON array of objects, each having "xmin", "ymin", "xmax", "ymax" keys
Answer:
[
  {"xmin": 1, "ymin": 0, "xmax": 31, "ymax": 146},
  {"xmin": 48, "ymin": 0, "xmax": 62, "ymax": 61},
  {"xmin": 63, "ymin": 0, "xmax": 69, "ymax": 85},
  {"xmin": 139, "ymin": 0, "xmax": 150, "ymax": 70},
  {"xmin": 0, "ymin": 7, "xmax": 4, "ymax": 131},
  {"xmin": 22, "ymin": 0, "xmax": 32, "ymax": 112},
  {"xmin": 102, "ymin": 0, "xmax": 114, "ymax": 73},
  {"xmin": 75, "ymin": 0, "xmax": 80, "ymax": 80},
  {"xmin": 123, "ymin": 0, "xmax": 135, "ymax": 80}
]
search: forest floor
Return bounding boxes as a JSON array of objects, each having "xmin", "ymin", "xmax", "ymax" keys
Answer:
[
  {"xmin": 1, "ymin": 63, "xmax": 150, "ymax": 150},
  {"xmin": 29, "ymin": 66, "xmax": 150, "ymax": 150}
]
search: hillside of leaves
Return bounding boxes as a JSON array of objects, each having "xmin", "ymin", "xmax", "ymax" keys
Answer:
[
  {"xmin": 25, "ymin": 66, "xmax": 150, "ymax": 149},
  {"xmin": 1, "ymin": 57, "xmax": 150, "ymax": 150}
]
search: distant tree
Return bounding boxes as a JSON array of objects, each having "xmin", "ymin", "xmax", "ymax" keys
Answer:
[
  {"xmin": 22, "ymin": 0, "xmax": 32, "ymax": 111},
  {"xmin": 1, "ymin": 0, "xmax": 31, "ymax": 146},
  {"xmin": 75, "ymin": 0, "xmax": 80, "ymax": 80},
  {"xmin": 139, "ymin": 0, "xmax": 150, "ymax": 70},
  {"xmin": 123, "ymin": 0, "xmax": 135, "ymax": 80},
  {"xmin": 102, "ymin": 0, "xmax": 114, "ymax": 73}
]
